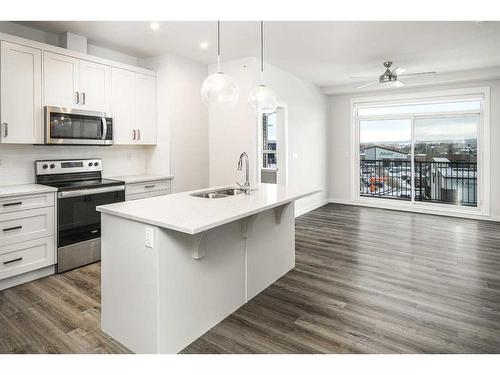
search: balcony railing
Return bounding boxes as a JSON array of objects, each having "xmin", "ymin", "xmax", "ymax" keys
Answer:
[{"xmin": 360, "ymin": 160, "xmax": 477, "ymax": 206}]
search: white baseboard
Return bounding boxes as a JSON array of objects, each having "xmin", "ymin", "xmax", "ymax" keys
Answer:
[
  {"xmin": 0, "ymin": 265, "xmax": 55, "ymax": 291},
  {"xmin": 327, "ymin": 198, "xmax": 500, "ymax": 222},
  {"xmin": 295, "ymin": 199, "xmax": 329, "ymax": 217}
]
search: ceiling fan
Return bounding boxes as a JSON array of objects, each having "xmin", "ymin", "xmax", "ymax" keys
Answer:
[{"xmin": 350, "ymin": 61, "xmax": 436, "ymax": 90}]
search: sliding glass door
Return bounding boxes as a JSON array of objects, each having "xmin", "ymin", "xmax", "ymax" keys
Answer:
[
  {"xmin": 355, "ymin": 93, "xmax": 484, "ymax": 212},
  {"xmin": 414, "ymin": 115, "xmax": 478, "ymax": 206},
  {"xmin": 359, "ymin": 119, "xmax": 412, "ymax": 200}
]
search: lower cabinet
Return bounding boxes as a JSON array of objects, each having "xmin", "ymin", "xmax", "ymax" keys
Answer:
[
  {"xmin": 0, "ymin": 192, "xmax": 56, "ymax": 288},
  {"xmin": 125, "ymin": 179, "xmax": 172, "ymax": 201},
  {"xmin": 0, "ymin": 237, "xmax": 55, "ymax": 280}
]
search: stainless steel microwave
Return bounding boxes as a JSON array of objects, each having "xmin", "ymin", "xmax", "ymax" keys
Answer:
[{"xmin": 44, "ymin": 106, "xmax": 113, "ymax": 145}]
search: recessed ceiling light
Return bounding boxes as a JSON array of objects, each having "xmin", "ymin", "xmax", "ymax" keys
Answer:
[
  {"xmin": 200, "ymin": 41, "xmax": 209, "ymax": 50},
  {"xmin": 150, "ymin": 22, "xmax": 160, "ymax": 31}
]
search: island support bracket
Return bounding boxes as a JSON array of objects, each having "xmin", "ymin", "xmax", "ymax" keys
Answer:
[
  {"xmin": 240, "ymin": 214, "xmax": 258, "ymax": 239},
  {"xmin": 274, "ymin": 202, "xmax": 292, "ymax": 224},
  {"xmin": 191, "ymin": 232, "xmax": 206, "ymax": 260}
]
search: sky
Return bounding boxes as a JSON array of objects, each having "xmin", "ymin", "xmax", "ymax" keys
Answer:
[{"xmin": 360, "ymin": 116, "xmax": 478, "ymax": 143}]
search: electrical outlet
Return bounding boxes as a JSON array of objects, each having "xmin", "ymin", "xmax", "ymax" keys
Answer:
[{"xmin": 145, "ymin": 227, "xmax": 154, "ymax": 248}]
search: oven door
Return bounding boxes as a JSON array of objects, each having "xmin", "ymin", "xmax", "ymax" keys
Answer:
[
  {"xmin": 57, "ymin": 185, "xmax": 124, "ymax": 272},
  {"xmin": 45, "ymin": 106, "xmax": 113, "ymax": 145},
  {"xmin": 57, "ymin": 185, "xmax": 125, "ymax": 247}
]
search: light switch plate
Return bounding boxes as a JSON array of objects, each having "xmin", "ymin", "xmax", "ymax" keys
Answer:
[{"xmin": 145, "ymin": 227, "xmax": 154, "ymax": 248}]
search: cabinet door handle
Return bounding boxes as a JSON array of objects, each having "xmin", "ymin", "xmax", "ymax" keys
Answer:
[
  {"xmin": 81, "ymin": 92, "xmax": 86, "ymax": 105},
  {"xmin": 1, "ymin": 123, "xmax": 8, "ymax": 138},
  {"xmin": 144, "ymin": 184, "xmax": 155, "ymax": 189},
  {"xmin": 2, "ymin": 201, "xmax": 22, "ymax": 207},
  {"xmin": 132, "ymin": 129, "xmax": 136, "ymax": 140},
  {"xmin": 75, "ymin": 92, "xmax": 80, "ymax": 104},
  {"xmin": 3, "ymin": 257, "xmax": 22, "ymax": 265},
  {"xmin": 3, "ymin": 225, "xmax": 22, "ymax": 232},
  {"xmin": 137, "ymin": 129, "xmax": 141, "ymax": 140}
]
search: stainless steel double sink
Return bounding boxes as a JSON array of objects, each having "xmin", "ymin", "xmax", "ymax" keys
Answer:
[{"xmin": 190, "ymin": 187, "xmax": 248, "ymax": 199}]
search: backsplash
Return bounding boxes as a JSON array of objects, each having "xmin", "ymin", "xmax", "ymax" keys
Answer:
[{"xmin": 0, "ymin": 145, "xmax": 151, "ymax": 185}]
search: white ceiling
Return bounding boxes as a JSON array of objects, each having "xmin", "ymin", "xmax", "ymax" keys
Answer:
[{"xmin": 17, "ymin": 21, "xmax": 500, "ymax": 90}]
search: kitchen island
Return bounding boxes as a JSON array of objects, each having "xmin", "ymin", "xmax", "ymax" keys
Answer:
[{"xmin": 97, "ymin": 183, "xmax": 319, "ymax": 353}]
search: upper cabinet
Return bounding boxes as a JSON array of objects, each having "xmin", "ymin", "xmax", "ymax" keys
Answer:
[
  {"xmin": 0, "ymin": 33, "xmax": 156, "ymax": 146},
  {"xmin": 111, "ymin": 67, "xmax": 135, "ymax": 145},
  {"xmin": 44, "ymin": 51, "xmax": 110, "ymax": 113},
  {"xmin": 111, "ymin": 68, "xmax": 157, "ymax": 145},
  {"xmin": 43, "ymin": 52, "xmax": 79, "ymax": 109},
  {"xmin": 0, "ymin": 41, "xmax": 43, "ymax": 144},
  {"xmin": 134, "ymin": 73, "xmax": 157, "ymax": 145},
  {"xmin": 79, "ymin": 60, "xmax": 110, "ymax": 112}
]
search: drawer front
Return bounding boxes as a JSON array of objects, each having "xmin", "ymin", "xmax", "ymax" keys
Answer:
[
  {"xmin": 0, "ymin": 236, "xmax": 55, "ymax": 280},
  {"xmin": 126, "ymin": 189, "xmax": 171, "ymax": 201},
  {"xmin": 0, "ymin": 193, "xmax": 55, "ymax": 214},
  {"xmin": 126, "ymin": 179, "xmax": 171, "ymax": 195},
  {"xmin": 0, "ymin": 207, "xmax": 55, "ymax": 248}
]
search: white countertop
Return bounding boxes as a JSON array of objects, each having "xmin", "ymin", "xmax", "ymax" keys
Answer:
[
  {"xmin": 97, "ymin": 183, "xmax": 320, "ymax": 234},
  {"xmin": 107, "ymin": 174, "xmax": 173, "ymax": 184},
  {"xmin": 0, "ymin": 183, "xmax": 58, "ymax": 198}
]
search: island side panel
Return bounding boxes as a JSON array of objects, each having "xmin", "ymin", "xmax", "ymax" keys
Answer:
[
  {"xmin": 101, "ymin": 213, "xmax": 160, "ymax": 354},
  {"xmin": 158, "ymin": 221, "xmax": 246, "ymax": 354},
  {"xmin": 246, "ymin": 203, "xmax": 296, "ymax": 301}
]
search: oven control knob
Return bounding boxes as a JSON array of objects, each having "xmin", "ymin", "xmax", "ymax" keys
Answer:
[
  {"xmin": 88, "ymin": 162, "xmax": 93, "ymax": 167},
  {"xmin": 94, "ymin": 162, "xmax": 99, "ymax": 167},
  {"xmin": 50, "ymin": 164, "xmax": 55, "ymax": 169},
  {"xmin": 42, "ymin": 164, "xmax": 48, "ymax": 169}
]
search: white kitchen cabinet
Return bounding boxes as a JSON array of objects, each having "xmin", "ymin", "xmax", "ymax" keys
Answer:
[
  {"xmin": 0, "ymin": 191, "xmax": 56, "ymax": 289},
  {"xmin": 125, "ymin": 179, "xmax": 171, "ymax": 201},
  {"xmin": 111, "ymin": 70, "xmax": 157, "ymax": 145},
  {"xmin": 43, "ymin": 51, "xmax": 80, "ymax": 108},
  {"xmin": 111, "ymin": 67, "xmax": 136, "ymax": 144},
  {"xmin": 0, "ymin": 41, "xmax": 42, "ymax": 144},
  {"xmin": 79, "ymin": 60, "xmax": 110, "ymax": 112},
  {"xmin": 134, "ymin": 73, "xmax": 157, "ymax": 145},
  {"xmin": 44, "ymin": 51, "xmax": 110, "ymax": 112}
]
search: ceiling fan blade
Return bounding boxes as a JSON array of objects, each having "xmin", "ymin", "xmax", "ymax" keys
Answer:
[
  {"xmin": 356, "ymin": 81, "xmax": 379, "ymax": 90},
  {"xmin": 398, "ymin": 71, "xmax": 436, "ymax": 77},
  {"xmin": 349, "ymin": 76, "xmax": 375, "ymax": 79},
  {"xmin": 391, "ymin": 67, "xmax": 407, "ymax": 76},
  {"xmin": 393, "ymin": 80, "xmax": 406, "ymax": 87}
]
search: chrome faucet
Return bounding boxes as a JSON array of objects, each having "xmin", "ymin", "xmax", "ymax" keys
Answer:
[{"xmin": 237, "ymin": 152, "xmax": 251, "ymax": 194}]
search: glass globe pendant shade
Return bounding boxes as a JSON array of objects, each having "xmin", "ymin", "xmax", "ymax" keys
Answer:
[
  {"xmin": 201, "ymin": 72, "xmax": 239, "ymax": 109},
  {"xmin": 248, "ymin": 84, "xmax": 278, "ymax": 114}
]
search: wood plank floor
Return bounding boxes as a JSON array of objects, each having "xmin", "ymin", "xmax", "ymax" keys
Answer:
[{"xmin": 2, "ymin": 203, "xmax": 500, "ymax": 353}]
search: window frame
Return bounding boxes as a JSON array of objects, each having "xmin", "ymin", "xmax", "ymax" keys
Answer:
[{"xmin": 350, "ymin": 87, "xmax": 490, "ymax": 218}]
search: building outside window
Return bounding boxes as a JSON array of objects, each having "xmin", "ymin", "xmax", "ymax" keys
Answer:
[{"xmin": 261, "ymin": 112, "xmax": 277, "ymax": 183}]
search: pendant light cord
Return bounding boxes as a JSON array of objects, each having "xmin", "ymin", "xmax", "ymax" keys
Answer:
[
  {"xmin": 260, "ymin": 20, "xmax": 264, "ymax": 83},
  {"xmin": 217, "ymin": 21, "xmax": 221, "ymax": 72}
]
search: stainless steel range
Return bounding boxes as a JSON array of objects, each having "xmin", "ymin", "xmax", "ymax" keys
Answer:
[{"xmin": 35, "ymin": 159, "xmax": 125, "ymax": 273}]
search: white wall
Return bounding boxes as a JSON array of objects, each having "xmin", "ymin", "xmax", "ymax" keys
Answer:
[
  {"xmin": 143, "ymin": 54, "xmax": 209, "ymax": 192},
  {"xmin": 328, "ymin": 79, "xmax": 500, "ymax": 220},
  {"xmin": 208, "ymin": 57, "xmax": 329, "ymax": 215},
  {"xmin": 0, "ymin": 145, "xmax": 149, "ymax": 184}
]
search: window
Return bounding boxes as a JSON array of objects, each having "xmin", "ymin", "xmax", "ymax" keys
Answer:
[
  {"xmin": 262, "ymin": 112, "xmax": 277, "ymax": 169},
  {"xmin": 353, "ymin": 89, "xmax": 488, "ymax": 213}
]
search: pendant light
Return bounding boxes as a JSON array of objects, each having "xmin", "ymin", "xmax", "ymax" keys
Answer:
[
  {"xmin": 248, "ymin": 21, "xmax": 278, "ymax": 114},
  {"xmin": 201, "ymin": 21, "xmax": 239, "ymax": 109}
]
